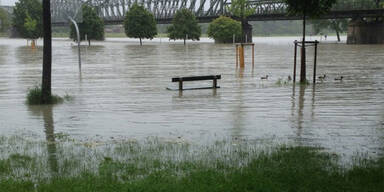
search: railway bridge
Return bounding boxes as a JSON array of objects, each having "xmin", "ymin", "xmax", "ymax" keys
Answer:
[{"xmin": 52, "ymin": 0, "xmax": 384, "ymax": 43}]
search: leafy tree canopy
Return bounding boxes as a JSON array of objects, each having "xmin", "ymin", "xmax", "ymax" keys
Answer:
[
  {"xmin": 124, "ymin": 3, "xmax": 157, "ymax": 45},
  {"xmin": 227, "ymin": 0, "xmax": 255, "ymax": 19},
  {"xmin": 284, "ymin": 0, "xmax": 336, "ymax": 18},
  {"xmin": 0, "ymin": 8, "xmax": 10, "ymax": 33},
  {"xmin": 12, "ymin": 0, "xmax": 43, "ymax": 39},
  {"xmin": 24, "ymin": 13, "xmax": 40, "ymax": 39},
  {"xmin": 208, "ymin": 16, "xmax": 241, "ymax": 43},
  {"xmin": 70, "ymin": 5, "xmax": 105, "ymax": 45},
  {"xmin": 167, "ymin": 9, "xmax": 201, "ymax": 44}
]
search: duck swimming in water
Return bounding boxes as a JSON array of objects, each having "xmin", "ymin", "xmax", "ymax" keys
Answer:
[
  {"xmin": 318, "ymin": 74, "xmax": 326, "ymax": 80},
  {"xmin": 334, "ymin": 76, "xmax": 343, "ymax": 81},
  {"xmin": 261, "ymin": 75, "xmax": 269, "ymax": 80}
]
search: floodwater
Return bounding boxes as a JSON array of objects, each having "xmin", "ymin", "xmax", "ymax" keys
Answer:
[{"xmin": 0, "ymin": 36, "xmax": 383, "ymax": 158}]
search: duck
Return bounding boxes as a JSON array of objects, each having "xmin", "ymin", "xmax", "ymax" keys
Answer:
[
  {"xmin": 288, "ymin": 75, "xmax": 292, "ymax": 81},
  {"xmin": 318, "ymin": 74, "xmax": 326, "ymax": 80},
  {"xmin": 334, "ymin": 76, "xmax": 344, "ymax": 81},
  {"xmin": 261, "ymin": 75, "xmax": 269, "ymax": 80}
]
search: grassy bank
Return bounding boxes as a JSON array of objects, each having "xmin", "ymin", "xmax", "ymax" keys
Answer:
[{"xmin": 0, "ymin": 136, "xmax": 382, "ymax": 192}]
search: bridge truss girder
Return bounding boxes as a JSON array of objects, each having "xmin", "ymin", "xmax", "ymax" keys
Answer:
[
  {"xmin": 85, "ymin": 0, "xmax": 228, "ymax": 21},
  {"xmin": 51, "ymin": 0, "xmax": 384, "ymax": 25}
]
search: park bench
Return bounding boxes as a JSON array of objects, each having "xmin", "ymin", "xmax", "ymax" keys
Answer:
[{"xmin": 169, "ymin": 75, "xmax": 221, "ymax": 91}]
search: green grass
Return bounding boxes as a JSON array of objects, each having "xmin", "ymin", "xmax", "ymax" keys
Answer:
[
  {"xmin": 0, "ymin": 136, "xmax": 382, "ymax": 192},
  {"xmin": 26, "ymin": 86, "xmax": 70, "ymax": 105}
]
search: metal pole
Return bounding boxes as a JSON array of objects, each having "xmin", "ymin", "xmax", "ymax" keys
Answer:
[
  {"xmin": 252, "ymin": 44, "xmax": 254, "ymax": 69},
  {"xmin": 233, "ymin": 34, "xmax": 235, "ymax": 44},
  {"xmin": 69, "ymin": 17, "xmax": 81, "ymax": 72},
  {"xmin": 293, "ymin": 41, "xmax": 297, "ymax": 83},
  {"xmin": 236, "ymin": 45, "xmax": 238, "ymax": 68},
  {"xmin": 313, "ymin": 41, "xmax": 318, "ymax": 84}
]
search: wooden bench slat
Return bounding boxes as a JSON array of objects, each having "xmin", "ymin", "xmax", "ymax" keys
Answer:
[{"xmin": 172, "ymin": 75, "xmax": 221, "ymax": 82}]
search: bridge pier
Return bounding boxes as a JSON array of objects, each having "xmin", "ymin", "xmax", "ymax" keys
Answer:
[{"xmin": 347, "ymin": 19, "xmax": 384, "ymax": 44}]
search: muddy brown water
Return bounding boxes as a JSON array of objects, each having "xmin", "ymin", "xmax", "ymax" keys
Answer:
[{"xmin": 0, "ymin": 37, "xmax": 383, "ymax": 158}]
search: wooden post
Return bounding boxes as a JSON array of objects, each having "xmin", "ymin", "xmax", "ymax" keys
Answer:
[
  {"xmin": 178, "ymin": 79, "xmax": 183, "ymax": 90},
  {"xmin": 313, "ymin": 41, "xmax": 318, "ymax": 84},
  {"xmin": 252, "ymin": 44, "xmax": 255, "ymax": 69},
  {"xmin": 293, "ymin": 41, "xmax": 297, "ymax": 83},
  {"xmin": 31, "ymin": 40, "xmax": 36, "ymax": 49},
  {"xmin": 239, "ymin": 44, "xmax": 245, "ymax": 68}
]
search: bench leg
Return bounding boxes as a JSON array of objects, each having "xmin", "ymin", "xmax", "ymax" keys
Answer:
[{"xmin": 179, "ymin": 80, "xmax": 183, "ymax": 90}]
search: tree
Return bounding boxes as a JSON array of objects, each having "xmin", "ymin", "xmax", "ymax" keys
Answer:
[
  {"xmin": 208, "ymin": 16, "xmax": 242, "ymax": 43},
  {"xmin": 124, "ymin": 3, "xmax": 157, "ymax": 46},
  {"xmin": 41, "ymin": 0, "xmax": 52, "ymax": 104},
  {"xmin": 167, "ymin": 9, "xmax": 201, "ymax": 45},
  {"xmin": 310, "ymin": 19, "xmax": 348, "ymax": 42},
  {"xmin": 24, "ymin": 13, "xmax": 40, "ymax": 40},
  {"xmin": 12, "ymin": 0, "xmax": 43, "ymax": 39},
  {"xmin": 70, "ymin": 5, "xmax": 104, "ymax": 46},
  {"xmin": 227, "ymin": 0, "xmax": 255, "ymax": 42},
  {"xmin": 0, "ymin": 8, "xmax": 10, "ymax": 33},
  {"xmin": 284, "ymin": 0, "xmax": 336, "ymax": 83}
]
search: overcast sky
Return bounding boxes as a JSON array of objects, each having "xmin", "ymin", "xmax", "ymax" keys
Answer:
[{"xmin": 1, "ymin": 0, "xmax": 17, "ymax": 6}]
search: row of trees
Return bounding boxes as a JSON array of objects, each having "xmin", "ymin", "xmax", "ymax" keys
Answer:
[
  {"xmin": 11, "ymin": 0, "xmax": 359, "ymax": 46},
  {"xmin": 12, "ymin": 1, "xmax": 202, "ymax": 46},
  {"xmin": 124, "ymin": 4, "xmax": 201, "ymax": 45}
]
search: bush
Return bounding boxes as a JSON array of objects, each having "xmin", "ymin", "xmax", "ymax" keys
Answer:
[
  {"xmin": 26, "ymin": 86, "xmax": 63, "ymax": 105},
  {"xmin": 208, "ymin": 16, "xmax": 242, "ymax": 43}
]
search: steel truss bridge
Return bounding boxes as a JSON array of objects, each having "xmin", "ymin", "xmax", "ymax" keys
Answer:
[{"xmin": 52, "ymin": 0, "xmax": 384, "ymax": 25}]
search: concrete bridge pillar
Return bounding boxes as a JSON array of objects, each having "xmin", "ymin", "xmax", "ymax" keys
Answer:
[{"xmin": 347, "ymin": 19, "xmax": 384, "ymax": 44}]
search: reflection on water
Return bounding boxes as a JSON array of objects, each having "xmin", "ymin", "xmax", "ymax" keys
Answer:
[
  {"xmin": 28, "ymin": 105, "xmax": 58, "ymax": 175},
  {"xmin": 0, "ymin": 37, "xmax": 383, "ymax": 158}
]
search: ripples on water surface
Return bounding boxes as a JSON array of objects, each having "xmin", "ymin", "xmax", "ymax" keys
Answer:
[{"xmin": 0, "ymin": 37, "xmax": 383, "ymax": 157}]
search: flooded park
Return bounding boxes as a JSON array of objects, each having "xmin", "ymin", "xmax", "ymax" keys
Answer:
[
  {"xmin": 1, "ymin": 0, "xmax": 384, "ymax": 189},
  {"xmin": 0, "ymin": 36, "xmax": 383, "ymax": 159}
]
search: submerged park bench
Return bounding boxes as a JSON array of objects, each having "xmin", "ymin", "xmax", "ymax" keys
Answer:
[{"xmin": 169, "ymin": 75, "xmax": 221, "ymax": 91}]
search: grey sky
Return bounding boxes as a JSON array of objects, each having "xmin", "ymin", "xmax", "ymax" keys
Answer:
[{"xmin": 1, "ymin": 0, "xmax": 17, "ymax": 6}]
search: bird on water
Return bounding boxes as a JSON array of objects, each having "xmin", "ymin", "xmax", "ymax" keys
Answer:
[
  {"xmin": 334, "ymin": 76, "xmax": 344, "ymax": 81},
  {"xmin": 318, "ymin": 74, "xmax": 326, "ymax": 80}
]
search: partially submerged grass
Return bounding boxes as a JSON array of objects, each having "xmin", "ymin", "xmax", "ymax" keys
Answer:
[
  {"xmin": 26, "ymin": 86, "xmax": 73, "ymax": 105},
  {"xmin": 0, "ymin": 136, "xmax": 382, "ymax": 191}
]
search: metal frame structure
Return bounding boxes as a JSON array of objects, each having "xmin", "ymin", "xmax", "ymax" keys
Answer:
[{"xmin": 49, "ymin": 0, "xmax": 384, "ymax": 25}]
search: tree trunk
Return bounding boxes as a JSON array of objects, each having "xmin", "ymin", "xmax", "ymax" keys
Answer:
[
  {"xmin": 336, "ymin": 29, "xmax": 340, "ymax": 42},
  {"xmin": 88, "ymin": 39, "xmax": 91, "ymax": 46},
  {"xmin": 140, "ymin": 37, "xmax": 142, "ymax": 46},
  {"xmin": 41, "ymin": 0, "xmax": 52, "ymax": 104},
  {"xmin": 332, "ymin": 21, "xmax": 341, "ymax": 42},
  {"xmin": 241, "ymin": 19, "xmax": 246, "ymax": 43},
  {"xmin": 300, "ymin": 13, "xmax": 306, "ymax": 84},
  {"xmin": 183, "ymin": 38, "xmax": 186, "ymax": 45}
]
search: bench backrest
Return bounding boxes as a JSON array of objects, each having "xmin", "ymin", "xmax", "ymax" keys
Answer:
[{"xmin": 172, "ymin": 75, "xmax": 221, "ymax": 82}]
